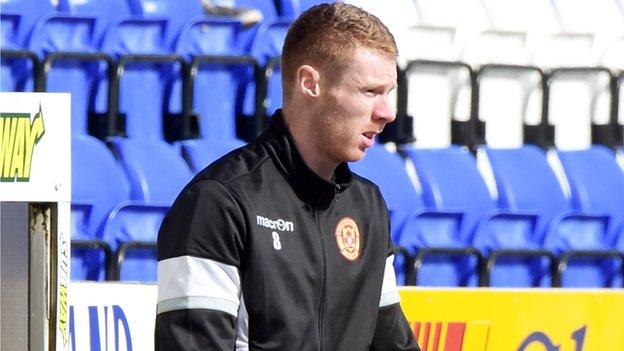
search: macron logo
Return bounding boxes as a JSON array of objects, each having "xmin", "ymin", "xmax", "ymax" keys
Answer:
[{"xmin": 256, "ymin": 215, "xmax": 294, "ymax": 232}]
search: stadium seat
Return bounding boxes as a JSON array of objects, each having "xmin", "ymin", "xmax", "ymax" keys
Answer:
[
  {"xmin": 402, "ymin": 147, "xmax": 494, "ymax": 286},
  {"xmin": 350, "ymin": 145, "xmax": 481, "ymax": 286},
  {"xmin": 483, "ymin": 143, "xmax": 624, "ymax": 286},
  {"xmin": 67, "ymin": 0, "xmax": 185, "ymax": 141},
  {"xmin": 175, "ymin": 16, "xmax": 252, "ymax": 144},
  {"xmin": 102, "ymin": 203, "xmax": 169, "ymax": 281},
  {"xmin": 405, "ymin": 146, "xmax": 556, "ymax": 287},
  {"xmin": 242, "ymin": 19, "xmax": 290, "ymax": 132},
  {"xmin": 103, "ymin": 136, "xmax": 190, "ymax": 281},
  {"xmin": 127, "ymin": 0, "xmax": 255, "ymax": 143},
  {"xmin": 557, "ymin": 146, "xmax": 624, "ymax": 246},
  {"xmin": 96, "ymin": 137, "xmax": 192, "ymax": 282},
  {"xmin": 111, "ymin": 138, "xmax": 193, "ymax": 203},
  {"xmin": 483, "ymin": 145, "xmax": 622, "ymax": 287},
  {"xmin": 0, "ymin": 0, "xmax": 41, "ymax": 92},
  {"xmin": 71, "ymin": 134, "xmax": 131, "ymax": 280},
  {"xmin": 63, "ymin": 0, "xmax": 133, "ymax": 44},
  {"xmin": 128, "ymin": 0, "xmax": 204, "ymax": 50},
  {"xmin": 349, "ymin": 145, "xmax": 421, "ymax": 243},
  {"xmin": 10, "ymin": 0, "xmax": 115, "ymax": 138},
  {"xmin": 181, "ymin": 138, "xmax": 245, "ymax": 173},
  {"xmin": 550, "ymin": 0, "xmax": 624, "ymax": 60},
  {"xmin": 156, "ymin": 8, "xmax": 252, "ymax": 162}
]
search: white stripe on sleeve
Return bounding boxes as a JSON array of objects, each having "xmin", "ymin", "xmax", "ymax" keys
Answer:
[
  {"xmin": 379, "ymin": 255, "xmax": 400, "ymax": 307},
  {"xmin": 157, "ymin": 255, "xmax": 241, "ymax": 317},
  {"xmin": 235, "ymin": 295, "xmax": 249, "ymax": 351}
]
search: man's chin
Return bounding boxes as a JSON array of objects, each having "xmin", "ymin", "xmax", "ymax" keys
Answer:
[{"xmin": 347, "ymin": 150, "xmax": 367, "ymax": 163}]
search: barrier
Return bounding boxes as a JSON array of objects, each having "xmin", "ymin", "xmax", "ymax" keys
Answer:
[
  {"xmin": 69, "ymin": 283, "xmax": 157, "ymax": 351},
  {"xmin": 69, "ymin": 284, "xmax": 624, "ymax": 350},
  {"xmin": 399, "ymin": 288, "xmax": 624, "ymax": 350},
  {"xmin": 1, "ymin": 92, "xmax": 71, "ymax": 351}
]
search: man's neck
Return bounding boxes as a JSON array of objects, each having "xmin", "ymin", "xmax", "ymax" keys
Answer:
[{"xmin": 282, "ymin": 108, "xmax": 336, "ymax": 182}]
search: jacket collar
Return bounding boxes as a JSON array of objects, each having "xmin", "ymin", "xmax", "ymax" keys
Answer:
[{"xmin": 260, "ymin": 109, "xmax": 352, "ymax": 208}]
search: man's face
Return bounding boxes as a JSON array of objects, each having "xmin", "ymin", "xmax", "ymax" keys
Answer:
[{"xmin": 314, "ymin": 47, "xmax": 397, "ymax": 165}]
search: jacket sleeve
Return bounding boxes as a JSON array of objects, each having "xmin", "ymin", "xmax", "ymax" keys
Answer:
[
  {"xmin": 371, "ymin": 254, "xmax": 420, "ymax": 350},
  {"xmin": 371, "ymin": 190, "xmax": 420, "ymax": 351},
  {"xmin": 155, "ymin": 179, "xmax": 247, "ymax": 350}
]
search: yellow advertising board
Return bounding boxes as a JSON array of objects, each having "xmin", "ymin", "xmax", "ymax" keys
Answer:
[{"xmin": 399, "ymin": 288, "xmax": 624, "ymax": 351}]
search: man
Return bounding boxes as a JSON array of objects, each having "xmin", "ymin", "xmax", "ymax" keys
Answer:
[{"xmin": 156, "ymin": 3, "xmax": 420, "ymax": 350}]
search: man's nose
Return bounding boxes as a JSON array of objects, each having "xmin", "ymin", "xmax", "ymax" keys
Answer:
[{"xmin": 373, "ymin": 94, "xmax": 396, "ymax": 123}]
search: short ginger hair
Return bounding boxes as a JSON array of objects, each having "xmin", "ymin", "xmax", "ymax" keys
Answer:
[{"xmin": 281, "ymin": 2, "xmax": 398, "ymax": 101}]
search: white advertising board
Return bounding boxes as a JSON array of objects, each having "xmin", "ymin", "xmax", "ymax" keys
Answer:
[
  {"xmin": 69, "ymin": 282, "xmax": 157, "ymax": 351},
  {"xmin": 0, "ymin": 92, "xmax": 71, "ymax": 202},
  {"xmin": 0, "ymin": 92, "xmax": 71, "ymax": 351}
]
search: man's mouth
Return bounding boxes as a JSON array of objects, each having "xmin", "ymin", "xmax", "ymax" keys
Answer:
[{"xmin": 362, "ymin": 131, "xmax": 377, "ymax": 140}]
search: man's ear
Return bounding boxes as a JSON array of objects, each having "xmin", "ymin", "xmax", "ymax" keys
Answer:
[{"xmin": 296, "ymin": 65, "xmax": 320, "ymax": 99}]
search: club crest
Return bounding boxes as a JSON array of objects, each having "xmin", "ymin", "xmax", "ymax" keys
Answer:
[{"xmin": 334, "ymin": 217, "xmax": 360, "ymax": 261}]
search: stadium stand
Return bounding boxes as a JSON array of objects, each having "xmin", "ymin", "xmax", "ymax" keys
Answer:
[
  {"xmin": 8, "ymin": 0, "xmax": 621, "ymax": 285},
  {"xmin": 403, "ymin": 146, "xmax": 559, "ymax": 287},
  {"xmin": 482, "ymin": 146, "xmax": 622, "ymax": 287}
]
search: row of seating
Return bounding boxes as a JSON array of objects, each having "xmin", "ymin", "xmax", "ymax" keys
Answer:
[
  {"xmin": 3, "ymin": 1, "xmax": 623, "ymax": 286},
  {"xmin": 349, "ymin": 0, "xmax": 624, "ymax": 68},
  {"xmin": 348, "ymin": 0, "xmax": 624, "ymax": 150},
  {"xmin": 0, "ymin": 0, "xmax": 301, "ymax": 139},
  {"xmin": 1, "ymin": 0, "xmax": 303, "ymax": 281},
  {"xmin": 3, "ymin": 0, "xmax": 623, "ymax": 151},
  {"xmin": 72, "ymin": 137, "xmax": 624, "ymax": 287},
  {"xmin": 353, "ymin": 144, "xmax": 624, "ymax": 288}
]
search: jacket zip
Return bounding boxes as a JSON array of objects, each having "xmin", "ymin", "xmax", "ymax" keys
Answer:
[
  {"xmin": 312, "ymin": 208, "xmax": 326, "ymax": 351},
  {"xmin": 316, "ymin": 185, "xmax": 342, "ymax": 350}
]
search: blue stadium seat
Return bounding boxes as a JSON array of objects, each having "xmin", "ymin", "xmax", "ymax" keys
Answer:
[
  {"xmin": 557, "ymin": 146, "xmax": 624, "ymax": 243},
  {"xmin": 181, "ymin": 138, "xmax": 245, "ymax": 173},
  {"xmin": 405, "ymin": 146, "xmax": 552, "ymax": 287},
  {"xmin": 19, "ymin": 0, "xmax": 115, "ymax": 138},
  {"xmin": 484, "ymin": 145, "xmax": 620, "ymax": 287},
  {"xmin": 1, "ymin": 0, "xmax": 107, "ymax": 124},
  {"xmin": 101, "ymin": 138, "xmax": 192, "ymax": 281},
  {"xmin": 67, "ymin": 0, "xmax": 184, "ymax": 141},
  {"xmin": 71, "ymin": 134, "xmax": 131, "ymax": 280},
  {"xmin": 102, "ymin": 203, "xmax": 169, "ymax": 281},
  {"xmin": 111, "ymin": 138, "xmax": 193, "ymax": 203},
  {"xmin": 63, "ymin": 0, "xmax": 134, "ymax": 44},
  {"xmin": 350, "ymin": 145, "xmax": 481, "ymax": 286},
  {"xmin": 128, "ymin": 0, "xmax": 205, "ymax": 50},
  {"xmin": 103, "ymin": 18, "xmax": 182, "ymax": 141},
  {"xmin": 129, "ymin": 0, "xmax": 254, "ymax": 143},
  {"xmin": 175, "ymin": 15, "xmax": 252, "ymax": 144},
  {"xmin": 0, "ymin": 1, "xmax": 41, "ymax": 92},
  {"xmin": 349, "ymin": 145, "xmax": 421, "ymax": 243},
  {"xmin": 552, "ymin": 146, "xmax": 624, "ymax": 287},
  {"xmin": 242, "ymin": 19, "xmax": 290, "ymax": 129},
  {"xmin": 0, "ymin": 0, "xmax": 50, "ymax": 45}
]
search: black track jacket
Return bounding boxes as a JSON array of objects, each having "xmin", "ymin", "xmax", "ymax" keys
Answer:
[{"xmin": 156, "ymin": 111, "xmax": 419, "ymax": 350}]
